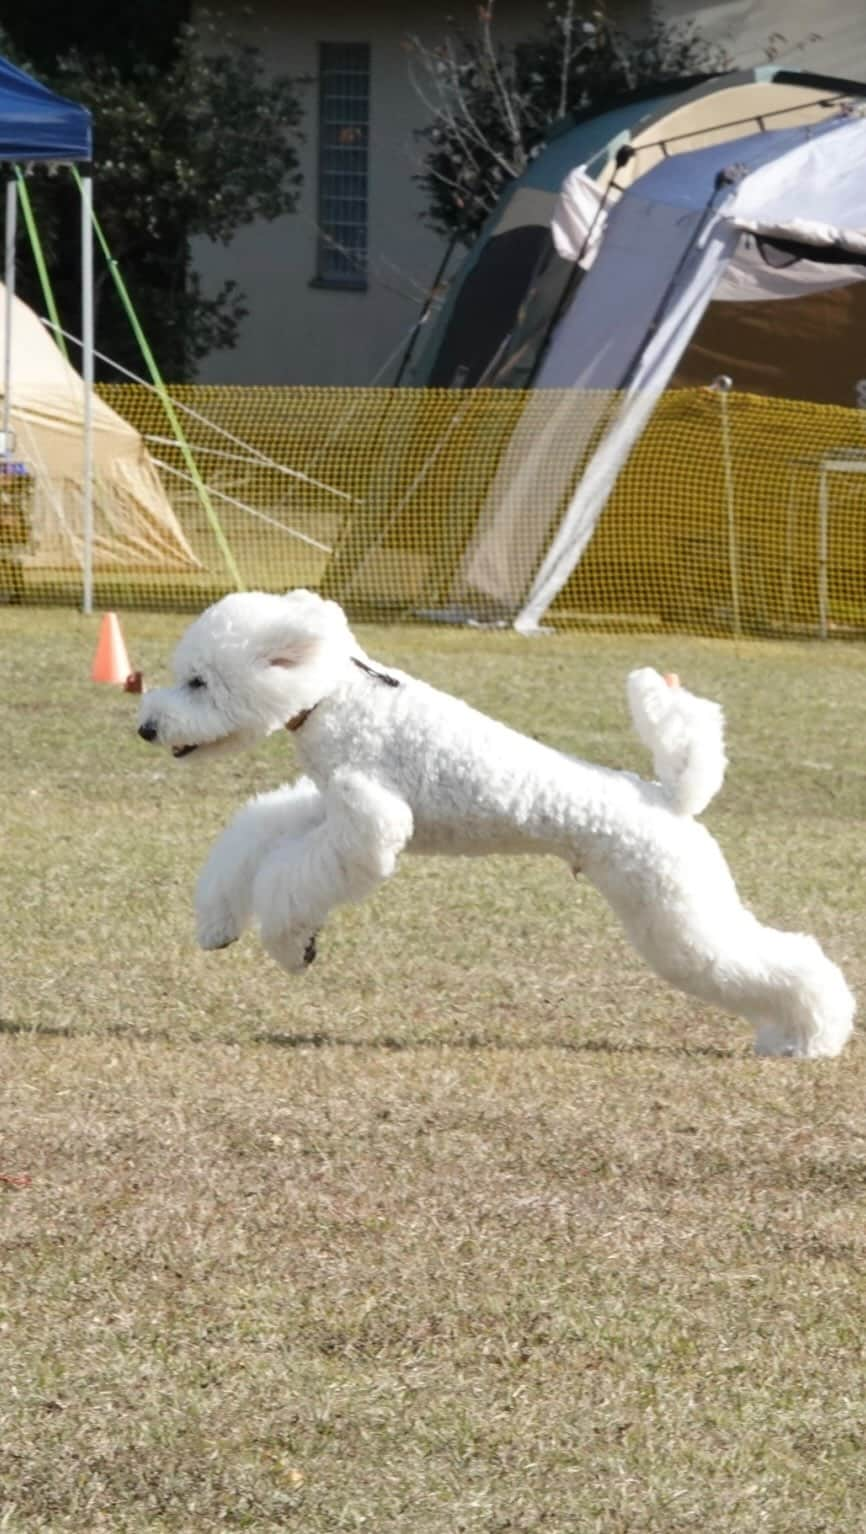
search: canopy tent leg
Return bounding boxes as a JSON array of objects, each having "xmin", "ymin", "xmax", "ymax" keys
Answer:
[
  {"xmin": 80, "ymin": 169, "xmax": 94, "ymax": 615},
  {"xmin": 2, "ymin": 173, "xmax": 15, "ymax": 459},
  {"xmin": 71, "ymin": 164, "xmax": 243, "ymax": 596}
]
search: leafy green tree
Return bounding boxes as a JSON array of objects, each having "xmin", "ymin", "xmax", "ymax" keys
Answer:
[
  {"xmin": 0, "ymin": 11, "xmax": 306, "ymax": 378},
  {"xmin": 0, "ymin": 0, "xmax": 187, "ymax": 76},
  {"xmin": 406, "ymin": 1, "xmax": 732, "ymax": 244}
]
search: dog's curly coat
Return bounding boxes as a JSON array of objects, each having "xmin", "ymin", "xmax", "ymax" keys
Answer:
[{"xmin": 138, "ymin": 589, "xmax": 855, "ymax": 1059}]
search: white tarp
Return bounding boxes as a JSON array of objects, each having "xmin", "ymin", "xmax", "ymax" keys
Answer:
[
  {"xmin": 550, "ymin": 167, "xmax": 609, "ymax": 266},
  {"xmin": 551, "ymin": 155, "xmax": 866, "ymax": 301},
  {"xmin": 713, "ymin": 235, "xmax": 866, "ymax": 300},
  {"xmin": 512, "ymin": 114, "xmax": 866, "ymax": 632}
]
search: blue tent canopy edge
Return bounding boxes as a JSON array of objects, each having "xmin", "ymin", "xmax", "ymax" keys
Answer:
[{"xmin": 0, "ymin": 54, "xmax": 91, "ymax": 162}]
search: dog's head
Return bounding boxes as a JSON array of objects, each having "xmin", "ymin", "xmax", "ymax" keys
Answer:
[{"xmin": 137, "ymin": 589, "xmax": 355, "ymax": 760}]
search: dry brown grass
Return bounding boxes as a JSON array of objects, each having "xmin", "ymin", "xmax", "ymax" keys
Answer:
[{"xmin": 1, "ymin": 607, "xmax": 866, "ymax": 1532}]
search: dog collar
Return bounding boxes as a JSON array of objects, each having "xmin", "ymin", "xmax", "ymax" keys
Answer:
[
  {"xmin": 286, "ymin": 705, "xmax": 317, "ymax": 732},
  {"xmin": 284, "ymin": 656, "xmax": 400, "ymax": 734}
]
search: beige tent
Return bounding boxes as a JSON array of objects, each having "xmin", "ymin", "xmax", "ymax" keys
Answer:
[{"xmin": 0, "ymin": 281, "xmax": 198, "ymax": 572}]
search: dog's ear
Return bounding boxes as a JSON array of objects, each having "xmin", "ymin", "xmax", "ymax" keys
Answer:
[
  {"xmin": 264, "ymin": 592, "xmax": 351, "ymax": 670},
  {"xmin": 267, "ymin": 634, "xmax": 323, "ymax": 670}
]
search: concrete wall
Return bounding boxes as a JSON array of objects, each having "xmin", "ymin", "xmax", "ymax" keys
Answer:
[
  {"xmin": 193, "ymin": 0, "xmax": 462, "ymax": 386},
  {"xmin": 656, "ymin": 0, "xmax": 866, "ymax": 79}
]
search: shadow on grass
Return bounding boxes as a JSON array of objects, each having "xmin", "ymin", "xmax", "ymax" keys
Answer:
[
  {"xmin": 0, "ymin": 1015, "xmax": 737, "ymax": 1059},
  {"xmin": 0, "ymin": 1019, "xmax": 178, "ymax": 1042},
  {"xmin": 254, "ymin": 1028, "xmax": 738, "ymax": 1060}
]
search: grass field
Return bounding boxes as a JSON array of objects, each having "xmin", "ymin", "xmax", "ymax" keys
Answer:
[{"xmin": 2, "ymin": 607, "xmax": 866, "ymax": 1533}]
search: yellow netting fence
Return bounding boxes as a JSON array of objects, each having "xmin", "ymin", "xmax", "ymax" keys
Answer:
[{"xmin": 2, "ymin": 384, "xmax": 865, "ymax": 640}]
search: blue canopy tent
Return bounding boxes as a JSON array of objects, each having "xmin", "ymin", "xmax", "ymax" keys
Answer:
[
  {"xmin": 0, "ymin": 55, "xmax": 95, "ymax": 608},
  {"xmin": 0, "ymin": 55, "xmax": 91, "ymax": 159}
]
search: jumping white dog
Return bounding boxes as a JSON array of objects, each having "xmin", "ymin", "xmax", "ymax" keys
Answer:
[{"xmin": 137, "ymin": 589, "xmax": 855, "ymax": 1059}]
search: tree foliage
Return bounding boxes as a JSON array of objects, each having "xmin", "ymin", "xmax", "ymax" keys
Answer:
[
  {"xmin": 0, "ymin": 10, "xmax": 307, "ymax": 377},
  {"xmin": 407, "ymin": 1, "xmax": 733, "ymax": 245}
]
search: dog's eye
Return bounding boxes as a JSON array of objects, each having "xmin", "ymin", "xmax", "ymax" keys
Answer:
[{"xmin": 187, "ymin": 675, "xmax": 206, "ymax": 691}]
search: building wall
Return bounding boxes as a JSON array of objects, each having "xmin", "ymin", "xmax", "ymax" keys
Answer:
[
  {"xmin": 193, "ymin": 0, "xmax": 464, "ymax": 386},
  {"xmin": 657, "ymin": 0, "xmax": 866, "ymax": 80}
]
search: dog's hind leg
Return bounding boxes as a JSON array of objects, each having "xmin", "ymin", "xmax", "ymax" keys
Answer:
[
  {"xmin": 195, "ymin": 776, "xmax": 325, "ymax": 951},
  {"xmin": 589, "ymin": 830, "xmax": 855, "ymax": 1060},
  {"xmin": 251, "ymin": 768, "xmax": 414, "ymax": 973},
  {"xmin": 642, "ymin": 909, "xmax": 854, "ymax": 1059}
]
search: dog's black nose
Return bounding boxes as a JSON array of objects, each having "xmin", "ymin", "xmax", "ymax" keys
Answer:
[{"xmin": 138, "ymin": 720, "xmax": 158, "ymax": 742}]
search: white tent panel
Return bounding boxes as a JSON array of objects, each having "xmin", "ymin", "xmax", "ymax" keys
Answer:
[
  {"xmin": 714, "ymin": 236, "xmax": 866, "ymax": 300},
  {"xmin": 516, "ymin": 220, "xmax": 738, "ymax": 631},
  {"xmin": 449, "ymin": 391, "xmax": 611, "ymax": 616},
  {"xmin": 535, "ymin": 197, "xmax": 729, "ymax": 391}
]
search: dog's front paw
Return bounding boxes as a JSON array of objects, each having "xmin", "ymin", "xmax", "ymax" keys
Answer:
[
  {"xmin": 261, "ymin": 926, "xmax": 319, "ymax": 975},
  {"xmin": 197, "ymin": 910, "xmax": 242, "ymax": 952}
]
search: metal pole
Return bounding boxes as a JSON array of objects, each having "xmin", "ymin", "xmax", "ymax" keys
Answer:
[
  {"xmin": 818, "ymin": 464, "xmax": 829, "ymax": 639},
  {"xmin": 713, "ymin": 374, "xmax": 740, "ymax": 636},
  {"xmin": 392, "ymin": 235, "xmax": 458, "ymax": 387},
  {"xmin": 72, "ymin": 165, "xmax": 243, "ymax": 592},
  {"xmin": 3, "ymin": 174, "xmax": 16, "ymax": 460},
  {"xmin": 783, "ymin": 464, "xmax": 797, "ymax": 628},
  {"xmin": 80, "ymin": 169, "xmax": 94, "ymax": 615}
]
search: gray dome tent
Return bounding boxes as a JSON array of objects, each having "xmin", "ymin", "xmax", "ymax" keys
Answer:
[
  {"xmin": 404, "ymin": 67, "xmax": 866, "ymax": 399},
  {"xmin": 322, "ymin": 69, "xmax": 866, "ymax": 632}
]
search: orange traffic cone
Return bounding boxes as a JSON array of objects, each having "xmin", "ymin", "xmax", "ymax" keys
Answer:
[{"xmin": 92, "ymin": 612, "xmax": 132, "ymax": 685}]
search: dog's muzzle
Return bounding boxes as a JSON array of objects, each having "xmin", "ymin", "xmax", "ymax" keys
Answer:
[{"xmin": 137, "ymin": 720, "xmax": 197, "ymax": 758}]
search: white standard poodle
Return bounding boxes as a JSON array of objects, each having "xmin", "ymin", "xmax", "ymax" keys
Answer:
[{"xmin": 137, "ymin": 589, "xmax": 855, "ymax": 1059}]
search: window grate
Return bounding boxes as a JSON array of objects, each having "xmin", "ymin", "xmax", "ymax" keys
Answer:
[{"xmin": 316, "ymin": 42, "xmax": 370, "ymax": 288}]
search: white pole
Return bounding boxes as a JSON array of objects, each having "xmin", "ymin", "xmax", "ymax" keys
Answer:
[
  {"xmin": 818, "ymin": 465, "xmax": 829, "ymax": 640},
  {"xmin": 713, "ymin": 374, "xmax": 740, "ymax": 637},
  {"xmin": 80, "ymin": 171, "xmax": 94, "ymax": 615},
  {"xmin": 3, "ymin": 175, "xmax": 16, "ymax": 460}
]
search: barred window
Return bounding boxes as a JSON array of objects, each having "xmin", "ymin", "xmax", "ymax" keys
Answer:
[{"xmin": 315, "ymin": 42, "xmax": 370, "ymax": 288}]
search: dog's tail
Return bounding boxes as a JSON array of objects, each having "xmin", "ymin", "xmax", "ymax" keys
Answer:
[{"xmin": 627, "ymin": 668, "xmax": 727, "ymax": 817}]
